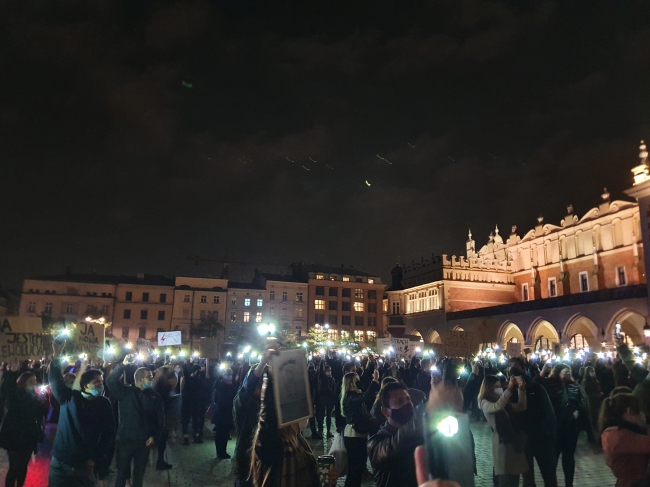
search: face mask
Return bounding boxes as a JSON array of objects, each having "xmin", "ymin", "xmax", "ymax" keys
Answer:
[
  {"xmin": 326, "ymin": 372, "xmax": 332, "ymax": 377},
  {"xmin": 174, "ymin": 369, "xmax": 181, "ymax": 375},
  {"xmin": 223, "ymin": 375, "xmax": 233, "ymax": 381},
  {"xmin": 143, "ymin": 381, "xmax": 152, "ymax": 389},
  {"xmin": 389, "ymin": 402, "xmax": 414, "ymax": 425},
  {"xmin": 88, "ymin": 385, "xmax": 104, "ymax": 397},
  {"xmin": 509, "ymin": 368, "xmax": 523, "ymax": 377},
  {"xmin": 494, "ymin": 388, "xmax": 504, "ymax": 396}
]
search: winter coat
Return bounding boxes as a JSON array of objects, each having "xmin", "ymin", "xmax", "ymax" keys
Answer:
[
  {"xmin": 212, "ymin": 379, "xmax": 238, "ymax": 426},
  {"xmin": 367, "ymin": 418, "xmax": 423, "ymax": 487},
  {"xmin": 618, "ymin": 344, "xmax": 650, "ymax": 424},
  {"xmin": 0, "ymin": 389, "xmax": 45, "ymax": 453},
  {"xmin": 602, "ymin": 423, "xmax": 650, "ymax": 487}
]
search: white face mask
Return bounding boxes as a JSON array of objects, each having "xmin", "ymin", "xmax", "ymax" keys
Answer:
[{"xmin": 494, "ymin": 388, "xmax": 504, "ymax": 396}]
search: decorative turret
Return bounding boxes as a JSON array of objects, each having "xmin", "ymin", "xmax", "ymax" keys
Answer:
[
  {"xmin": 494, "ymin": 225, "xmax": 504, "ymax": 245},
  {"xmin": 466, "ymin": 229, "xmax": 476, "ymax": 257},
  {"xmin": 632, "ymin": 140, "xmax": 650, "ymax": 186},
  {"xmin": 599, "ymin": 187, "xmax": 611, "ymax": 213}
]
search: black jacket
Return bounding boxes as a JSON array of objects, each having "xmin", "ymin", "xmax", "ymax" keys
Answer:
[
  {"xmin": 212, "ymin": 378, "xmax": 238, "ymax": 426},
  {"xmin": 106, "ymin": 363, "xmax": 164, "ymax": 444},
  {"xmin": 0, "ymin": 388, "xmax": 45, "ymax": 453},
  {"xmin": 367, "ymin": 419, "xmax": 423, "ymax": 487},
  {"xmin": 508, "ymin": 375, "xmax": 556, "ymax": 442},
  {"xmin": 537, "ymin": 376, "xmax": 589, "ymax": 430}
]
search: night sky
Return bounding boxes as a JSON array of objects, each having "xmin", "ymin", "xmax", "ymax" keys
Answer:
[{"xmin": 2, "ymin": 0, "xmax": 650, "ymax": 288}]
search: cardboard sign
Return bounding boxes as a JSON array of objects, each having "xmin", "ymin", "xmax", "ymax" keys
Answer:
[
  {"xmin": 442, "ymin": 331, "xmax": 478, "ymax": 358},
  {"xmin": 158, "ymin": 331, "xmax": 181, "ymax": 346},
  {"xmin": 270, "ymin": 348, "xmax": 313, "ymax": 426},
  {"xmin": 0, "ymin": 317, "xmax": 43, "ymax": 361},
  {"xmin": 199, "ymin": 337, "xmax": 220, "ymax": 358},
  {"xmin": 136, "ymin": 338, "xmax": 151, "ymax": 351},
  {"xmin": 377, "ymin": 338, "xmax": 415, "ymax": 360},
  {"xmin": 506, "ymin": 341, "xmax": 522, "ymax": 358},
  {"xmin": 65, "ymin": 321, "xmax": 106, "ymax": 361}
]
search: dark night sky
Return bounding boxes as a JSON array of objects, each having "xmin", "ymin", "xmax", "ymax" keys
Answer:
[{"xmin": 2, "ymin": 0, "xmax": 650, "ymax": 288}]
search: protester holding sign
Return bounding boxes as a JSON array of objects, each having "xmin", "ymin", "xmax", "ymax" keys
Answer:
[{"xmin": 0, "ymin": 371, "xmax": 46, "ymax": 487}]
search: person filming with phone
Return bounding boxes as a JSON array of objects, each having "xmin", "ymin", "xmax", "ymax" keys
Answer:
[{"xmin": 106, "ymin": 353, "xmax": 165, "ymax": 487}]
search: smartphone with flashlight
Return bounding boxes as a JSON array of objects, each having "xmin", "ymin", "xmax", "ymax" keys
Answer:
[
  {"xmin": 424, "ymin": 411, "xmax": 475, "ymax": 487},
  {"xmin": 615, "ymin": 322, "xmax": 621, "ymax": 339}
]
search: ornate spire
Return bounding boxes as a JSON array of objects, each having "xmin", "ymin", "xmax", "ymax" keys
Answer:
[
  {"xmin": 632, "ymin": 140, "xmax": 650, "ymax": 185},
  {"xmin": 468, "ymin": 229, "xmax": 472, "ymax": 240},
  {"xmin": 495, "ymin": 225, "xmax": 500, "ymax": 236},
  {"xmin": 537, "ymin": 214, "xmax": 544, "ymax": 224},
  {"xmin": 601, "ymin": 187, "xmax": 610, "ymax": 202}
]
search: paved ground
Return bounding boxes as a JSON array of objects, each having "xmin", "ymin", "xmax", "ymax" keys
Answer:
[{"xmin": 0, "ymin": 420, "xmax": 616, "ymax": 486}]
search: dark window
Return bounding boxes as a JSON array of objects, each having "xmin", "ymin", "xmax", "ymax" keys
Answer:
[
  {"xmin": 342, "ymin": 302, "xmax": 350, "ymax": 311},
  {"xmin": 368, "ymin": 317, "xmax": 377, "ymax": 327},
  {"xmin": 158, "ymin": 310, "xmax": 165, "ymax": 320},
  {"xmin": 368, "ymin": 303, "xmax": 377, "ymax": 313},
  {"xmin": 355, "ymin": 316, "xmax": 364, "ymax": 326},
  {"xmin": 157, "ymin": 328, "xmax": 165, "ymax": 335},
  {"xmin": 342, "ymin": 288, "xmax": 351, "ymax": 298},
  {"xmin": 125, "ymin": 292, "xmax": 132, "ymax": 302},
  {"xmin": 329, "ymin": 288, "xmax": 338, "ymax": 297},
  {"xmin": 328, "ymin": 301, "xmax": 338, "ymax": 311},
  {"xmin": 341, "ymin": 316, "xmax": 351, "ymax": 326},
  {"xmin": 160, "ymin": 293, "xmax": 167, "ymax": 303},
  {"xmin": 123, "ymin": 309, "xmax": 131, "ymax": 319},
  {"xmin": 140, "ymin": 310, "xmax": 148, "ymax": 320},
  {"xmin": 139, "ymin": 327, "xmax": 146, "ymax": 339},
  {"xmin": 315, "ymin": 313, "xmax": 325, "ymax": 324},
  {"xmin": 618, "ymin": 267, "xmax": 627, "ymax": 286},
  {"xmin": 580, "ymin": 273, "xmax": 589, "ymax": 292},
  {"xmin": 121, "ymin": 327, "xmax": 129, "ymax": 339},
  {"xmin": 368, "ymin": 290, "xmax": 377, "ymax": 299},
  {"xmin": 328, "ymin": 315, "xmax": 338, "ymax": 325},
  {"xmin": 315, "ymin": 286, "xmax": 325, "ymax": 296},
  {"xmin": 142, "ymin": 293, "xmax": 149, "ymax": 302}
]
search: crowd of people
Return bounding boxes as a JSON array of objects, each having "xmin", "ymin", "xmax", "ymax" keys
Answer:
[{"xmin": 0, "ymin": 334, "xmax": 649, "ymax": 487}]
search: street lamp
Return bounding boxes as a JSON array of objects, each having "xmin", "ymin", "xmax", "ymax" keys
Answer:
[{"xmin": 644, "ymin": 324, "xmax": 650, "ymax": 338}]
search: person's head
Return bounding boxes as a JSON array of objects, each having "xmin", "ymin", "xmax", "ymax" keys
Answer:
[
  {"xmin": 153, "ymin": 365, "xmax": 177, "ymax": 392},
  {"xmin": 528, "ymin": 363, "xmax": 540, "ymax": 378},
  {"xmin": 63, "ymin": 373, "xmax": 76, "ymax": 387},
  {"xmin": 421, "ymin": 358, "xmax": 431, "ymax": 370},
  {"xmin": 324, "ymin": 365, "xmax": 332, "ymax": 376},
  {"xmin": 610, "ymin": 386, "xmax": 633, "ymax": 397},
  {"xmin": 16, "ymin": 372, "xmax": 37, "ymax": 392},
  {"xmin": 599, "ymin": 393, "xmax": 646, "ymax": 432},
  {"xmin": 379, "ymin": 382, "xmax": 413, "ymax": 427},
  {"xmin": 507, "ymin": 357, "xmax": 526, "ymax": 377},
  {"xmin": 430, "ymin": 366, "xmax": 442, "ymax": 386},
  {"xmin": 343, "ymin": 361, "xmax": 357, "ymax": 376},
  {"xmin": 134, "ymin": 367, "xmax": 154, "ymax": 390},
  {"xmin": 583, "ymin": 366, "xmax": 597, "ymax": 381},
  {"xmin": 381, "ymin": 376, "xmax": 398, "ymax": 389},
  {"xmin": 32, "ymin": 361, "xmax": 41, "ymax": 370},
  {"xmin": 551, "ymin": 363, "xmax": 573, "ymax": 383},
  {"xmin": 222, "ymin": 367, "xmax": 233, "ymax": 383},
  {"xmin": 173, "ymin": 364, "xmax": 182, "ymax": 375},
  {"xmin": 80, "ymin": 369, "xmax": 104, "ymax": 397},
  {"xmin": 478, "ymin": 374, "xmax": 502, "ymax": 403}
]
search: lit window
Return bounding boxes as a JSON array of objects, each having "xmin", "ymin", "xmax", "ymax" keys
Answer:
[
  {"xmin": 315, "ymin": 300, "xmax": 325, "ymax": 310},
  {"xmin": 617, "ymin": 266, "xmax": 627, "ymax": 286},
  {"xmin": 244, "ymin": 298, "xmax": 251, "ymax": 307},
  {"xmin": 354, "ymin": 330, "xmax": 364, "ymax": 341},
  {"xmin": 535, "ymin": 336, "xmax": 551, "ymax": 351},
  {"xmin": 368, "ymin": 278, "xmax": 374, "ymax": 284},
  {"xmin": 383, "ymin": 301, "xmax": 388, "ymax": 312},
  {"xmin": 330, "ymin": 275, "xmax": 338, "ymax": 281},
  {"xmin": 316, "ymin": 274, "xmax": 324, "ymax": 280},
  {"xmin": 355, "ymin": 289, "xmax": 363, "ymax": 299},
  {"xmin": 354, "ymin": 302, "xmax": 364, "ymax": 312},
  {"xmin": 343, "ymin": 276, "xmax": 350, "ymax": 282},
  {"xmin": 243, "ymin": 312, "xmax": 250, "ymax": 322},
  {"xmin": 230, "ymin": 312, "xmax": 236, "ymax": 322},
  {"xmin": 256, "ymin": 312, "xmax": 262, "ymax": 323},
  {"xmin": 200, "ymin": 295, "xmax": 207, "ymax": 303},
  {"xmin": 521, "ymin": 284, "xmax": 529, "ymax": 302},
  {"xmin": 579, "ymin": 272, "xmax": 589, "ymax": 292},
  {"xmin": 213, "ymin": 295, "xmax": 220, "ymax": 304},
  {"xmin": 184, "ymin": 294, "xmax": 190, "ymax": 303},
  {"xmin": 270, "ymin": 291, "xmax": 275, "ymax": 300},
  {"xmin": 569, "ymin": 334, "xmax": 588, "ymax": 350},
  {"xmin": 341, "ymin": 331, "xmax": 350, "ymax": 340},
  {"xmin": 257, "ymin": 298, "xmax": 263, "ymax": 307},
  {"xmin": 296, "ymin": 292, "xmax": 303, "ymax": 302},
  {"xmin": 548, "ymin": 278, "xmax": 557, "ymax": 297},
  {"xmin": 27, "ymin": 302, "xmax": 36, "ymax": 312},
  {"xmin": 367, "ymin": 331, "xmax": 377, "ymax": 340}
]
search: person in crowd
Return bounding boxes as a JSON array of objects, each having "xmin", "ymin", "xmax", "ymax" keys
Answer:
[
  {"xmin": 367, "ymin": 382, "xmax": 423, "ymax": 487},
  {"xmin": 107, "ymin": 354, "xmax": 165, "ymax": 487},
  {"xmin": 507, "ymin": 357, "xmax": 557, "ymax": 487},
  {"xmin": 582, "ymin": 365, "xmax": 604, "ymax": 436},
  {"xmin": 370, "ymin": 377, "xmax": 398, "ymax": 424},
  {"xmin": 341, "ymin": 370, "xmax": 379, "ymax": 487},
  {"xmin": 47, "ymin": 341, "xmax": 115, "ymax": 487},
  {"xmin": 316, "ymin": 360, "xmax": 336, "ymax": 439},
  {"xmin": 152, "ymin": 365, "xmax": 178, "ymax": 470},
  {"xmin": 479, "ymin": 374, "xmax": 528, "ymax": 487},
  {"xmin": 415, "ymin": 359, "xmax": 432, "ymax": 396},
  {"xmin": 0, "ymin": 361, "xmax": 20, "ymax": 424},
  {"xmin": 172, "ymin": 363, "xmax": 183, "ymax": 395},
  {"xmin": 307, "ymin": 362, "xmax": 320, "ymax": 439},
  {"xmin": 611, "ymin": 386, "xmax": 634, "ymax": 397},
  {"xmin": 463, "ymin": 361, "xmax": 483, "ymax": 421},
  {"xmin": 213, "ymin": 366, "xmax": 238, "ymax": 460},
  {"xmin": 538, "ymin": 362, "xmax": 589, "ymax": 487},
  {"xmin": 0, "ymin": 370, "xmax": 47, "ymax": 487},
  {"xmin": 600, "ymin": 393, "xmax": 650, "ymax": 487},
  {"xmin": 334, "ymin": 361, "xmax": 361, "ymax": 434},
  {"xmin": 615, "ymin": 335, "xmax": 650, "ymax": 423},
  {"xmin": 181, "ymin": 364, "xmax": 207, "ymax": 444}
]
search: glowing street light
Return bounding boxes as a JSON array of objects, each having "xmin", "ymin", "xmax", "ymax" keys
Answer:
[{"xmin": 257, "ymin": 323, "xmax": 276, "ymax": 336}]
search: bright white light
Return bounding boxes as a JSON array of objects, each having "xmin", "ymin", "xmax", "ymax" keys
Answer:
[
  {"xmin": 85, "ymin": 317, "xmax": 91, "ymax": 322},
  {"xmin": 165, "ymin": 348, "xmax": 171, "ymax": 355},
  {"xmin": 226, "ymin": 352, "xmax": 232, "ymax": 357},
  {"xmin": 171, "ymin": 355, "xmax": 177, "ymax": 360},
  {"xmin": 99, "ymin": 317, "xmax": 105, "ymax": 323},
  {"xmin": 125, "ymin": 343, "xmax": 132, "ymax": 350},
  {"xmin": 219, "ymin": 364, "xmax": 226, "ymax": 370},
  {"xmin": 62, "ymin": 356, "xmax": 70, "ymax": 362},
  {"xmin": 437, "ymin": 416, "xmax": 459, "ymax": 437},
  {"xmin": 320, "ymin": 348, "xmax": 325, "ymax": 355},
  {"xmin": 636, "ymin": 357, "xmax": 643, "ymax": 364},
  {"xmin": 634, "ymin": 347, "xmax": 641, "ymax": 355},
  {"xmin": 136, "ymin": 353, "xmax": 144, "ymax": 361},
  {"xmin": 243, "ymin": 346, "xmax": 251, "ymax": 353},
  {"xmin": 107, "ymin": 347, "xmax": 116, "ymax": 355},
  {"xmin": 179, "ymin": 350, "xmax": 186, "ymax": 357},
  {"xmin": 79, "ymin": 354, "xmax": 86, "ymax": 359},
  {"xmin": 495, "ymin": 345, "xmax": 500, "ymax": 350},
  {"xmin": 237, "ymin": 353, "xmax": 244, "ymax": 359},
  {"xmin": 60, "ymin": 329, "xmax": 70, "ymax": 336},
  {"xmin": 302, "ymin": 342, "xmax": 308, "ymax": 348},
  {"xmin": 415, "ymin": 347, "xmax": 421, "ymax": 353},
  {"xmin": 192, "ymin": 352, "xmax": 199, "ymax": 357},
  {"xmin": 597, "ymin": 352, "xmax": 605, "ymax": 359}
]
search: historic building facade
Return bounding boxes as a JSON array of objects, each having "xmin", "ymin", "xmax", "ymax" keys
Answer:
[{"xmin": 386, "ymin": 142, "xmax": 650, "ymax": 353}]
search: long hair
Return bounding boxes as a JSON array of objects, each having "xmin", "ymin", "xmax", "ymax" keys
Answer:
[
  {"xmin": 153, "ymin": 365, "xmax": 177, "ymax": 396},
  {"xmin": 373, "ymin": 377, "xmax": 397, "ymax": 404},
  {"xmin": 16, "ymin": 372, "xmax": 35, "ymax": 390},
  {"xmin": 551, "ymin": 363, "xmax": 573, "ymax": 382},
  {"xmin": 340, "ymin": 372, "xmax": 361, "ymax": 416},
  {"xmin": 598, "ymin": 393, "xmax": 642, "ymax": 433},
  {"xmin": 581, "ymin": 366, "xmax": 597, "ymax": 385},
  {"xmin": 478, "ymin": 375, "xmax": 501, "ymax": 404}
]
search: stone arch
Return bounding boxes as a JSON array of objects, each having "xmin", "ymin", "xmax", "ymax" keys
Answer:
[
  {"xmin": 563, "ymin": 314, "xmax": 598, "ymax": 348},
  {"xmin": 412, "ymin": 329, "xmax": 424, "ymax": 342},
  {"xmin": 606, "ymin": 309, "xmax": 647, "ymax": 346},
  {"xmin": 528, "ymin": 317, "xmax": 560, "ymax": 350},
  {"xmin": 497, "ymin": 321, "xmax": 525, "ymax": 348},
  {"xmin": 426, "ymin": 329, "xmax": 442, "ymax": 344}
]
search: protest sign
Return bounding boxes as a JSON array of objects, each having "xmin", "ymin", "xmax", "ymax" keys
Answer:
[
  {"xmin": 270, "ymin": 348, "xmax": 313, "ymax": 426},
  {"xmin": 199, "ymin": 337, "xmax": 220, "ymax": 358},
  {"xmin": 136, "ymin": 338, "xmax": 151, "ymax": 351},
  {"xmin": 64, "ymin": 321, "xmax": 105, "ymax": 361},
  {"xmin": 506, "ymin": 341, "xmax": 522, "ymax": 358},
  {"xmin": 442, "ymin": 331, "xmax": 478, "ymax": 358},
  {"xmin": 158, "ymin": 331, "xmax": 181, "ymax": 346},
  {"xmin": 0, "ymin": 317, "xmax": 43, "ymax": 361},
  {"xmin": 377, "ymin": 337, "xmax": 415, "ymax": 360}
]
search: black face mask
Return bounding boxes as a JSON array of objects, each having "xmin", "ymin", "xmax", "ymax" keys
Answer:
[{"xmin": 389, "ymin": 402, "xmax": 414, "ymax": 425}]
